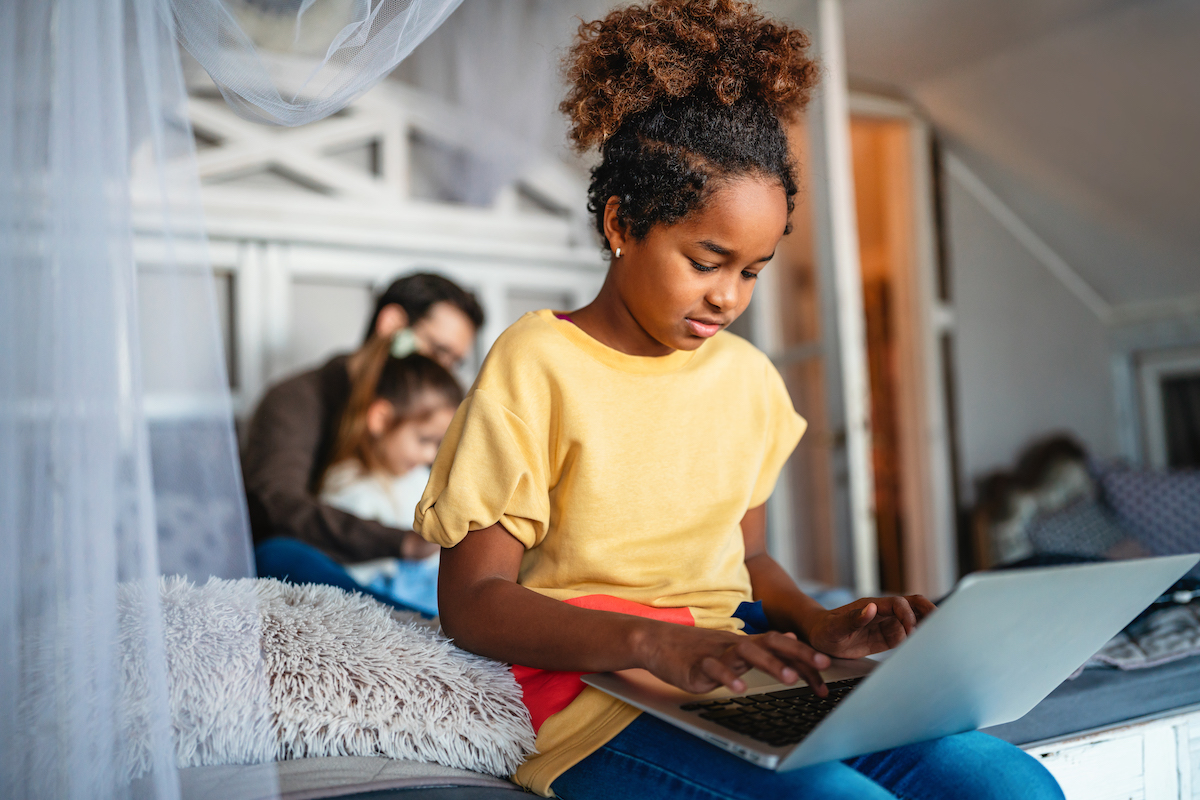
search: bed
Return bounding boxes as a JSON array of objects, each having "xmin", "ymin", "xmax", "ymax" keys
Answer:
[
  {"xmin": 981, "ymin": 654, "xmax": 1200, "ymax": 800},
  {"xmin": 166, "ymin": 651, "xmax": 1200, "ymax": 800},
  {"xmin": 985, "ymin": 652, "xmax": 1200, "ymax": 747}
]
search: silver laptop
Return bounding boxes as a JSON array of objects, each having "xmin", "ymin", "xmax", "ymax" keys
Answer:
[{"xmin": 584, "ymin": 554, "xmax": 1199, "ymax": 771}]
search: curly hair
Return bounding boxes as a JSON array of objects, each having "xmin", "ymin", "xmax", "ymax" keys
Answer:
[{"xmin": 560, "ymin": 0, "xmax": 819, "ymax": 247}]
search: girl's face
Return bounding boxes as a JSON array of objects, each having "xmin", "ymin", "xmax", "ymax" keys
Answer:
[
  {"xmin": 370, "ymin": 401, "xmax": 456, "ymax": 476},
  {"xmin": 604, "ymin": 175, "xmax": 789, "ymax": 356}
]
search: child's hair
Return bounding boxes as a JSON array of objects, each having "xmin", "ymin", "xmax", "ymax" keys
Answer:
[
  {"xmin": 327, "ymin": 335, "xmax": 465, "ymax": 476},
  {"xmin": 560, "ymin": 0, "xmax": 819, "ymax": 248}
]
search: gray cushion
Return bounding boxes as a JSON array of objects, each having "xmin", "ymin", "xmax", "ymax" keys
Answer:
[
  {"xmin": 1025, "ymin": 499, "xmax": 1126, "ymax": 558},
  {"xmin": 1098, "ymin": 467, "xmax": 1200, "ymax": 577}
]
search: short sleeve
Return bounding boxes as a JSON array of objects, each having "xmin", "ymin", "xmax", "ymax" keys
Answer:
[
  {"xmin": 414, "ymin": 388, "xmax": 551, "ymax": 550},
  {"xmin": 749, "ymin": 362, "xmax": 807, "ymax": 508}
]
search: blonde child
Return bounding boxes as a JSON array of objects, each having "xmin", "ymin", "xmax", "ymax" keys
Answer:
[
  {"xmin": 316, "ymin": 330, "xmax": 463, "ymax": 615},
  {"xmin": 414, "ymin": 2, "xmax": 1065, "ymax": 798}
]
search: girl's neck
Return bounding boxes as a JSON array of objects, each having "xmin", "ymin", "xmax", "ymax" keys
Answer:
[{"xmin": 568, "ymin": 275, "xmax": 675, "ymax": 358}]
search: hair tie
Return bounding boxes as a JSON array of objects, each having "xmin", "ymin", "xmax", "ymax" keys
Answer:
[{"xmin": 390, "ymin": 328, "xmax": 419, "ymax": 359}]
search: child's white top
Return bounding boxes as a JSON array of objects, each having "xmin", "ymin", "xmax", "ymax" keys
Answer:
[
  {"xmin": 321, "ymin": 461, "xmax": 434, "ymax": 590},
  {"xmin": 321, "ymin": 461, "xmax": 429, "ymax": 530}
]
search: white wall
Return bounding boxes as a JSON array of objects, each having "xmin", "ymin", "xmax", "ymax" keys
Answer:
[
  {"xmin": 843, "ymin": 0, "xmax": 1200, "ymax": 314},
  {"xmin": 945, "ymin": 168, "xmax": 1117, "ymax": 497}
]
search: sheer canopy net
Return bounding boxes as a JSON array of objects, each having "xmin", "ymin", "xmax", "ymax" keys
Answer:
[
  {"xmin": 172, "ymin": 0, "xmax": 464, "ymax": 126},
  {"xmin": 397, "ymin": 0, "xmax": 607, "ymax": 205},
  {"xmin": 1, "ymin": 0, "xmax": 458, "ymax": 796}
]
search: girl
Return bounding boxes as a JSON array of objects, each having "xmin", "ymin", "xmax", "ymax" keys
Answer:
[
  {"xmin": 416, "ymin": 2, "xmax": 1065, "ymax": 798},
  {"xmin": 318, "ymin": 330, "xmax": 463, "ymax": 615}
]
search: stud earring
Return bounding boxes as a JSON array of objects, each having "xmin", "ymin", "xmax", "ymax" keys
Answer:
[{"xmin": 615, "ymin": 247, "xmax": 622, "ymax": 258}]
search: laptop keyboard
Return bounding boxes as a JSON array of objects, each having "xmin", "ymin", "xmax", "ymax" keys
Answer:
[{"xmin": 680, "ymin": 676, "xmax": 866, "ymax": 748}]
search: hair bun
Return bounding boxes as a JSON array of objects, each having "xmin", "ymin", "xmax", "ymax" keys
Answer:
[{"xmin": 560, "ymin": 0, "xmax": 818, "ymax": 152}]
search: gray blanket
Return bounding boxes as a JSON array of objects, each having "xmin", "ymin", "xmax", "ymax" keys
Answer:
[{"xmin": 1084, "ymin": 599, "xmax": 1200, "ymax": 671}]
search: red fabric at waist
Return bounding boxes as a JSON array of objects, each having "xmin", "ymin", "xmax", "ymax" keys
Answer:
[{"xmin": 511, "ymin": 595, "xmax": 694, "ymax": 732}]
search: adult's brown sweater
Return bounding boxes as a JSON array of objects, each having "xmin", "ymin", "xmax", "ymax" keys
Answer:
[{"xmin": 242, "ymin": 354, "xmax": 409, "ymax": 563}]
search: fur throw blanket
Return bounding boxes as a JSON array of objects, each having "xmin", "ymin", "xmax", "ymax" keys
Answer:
[{"xmin": 118, "ymin": 577, "xmax": 535, "ymax": 781}]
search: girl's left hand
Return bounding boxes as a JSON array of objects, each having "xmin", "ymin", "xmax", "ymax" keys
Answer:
[{"xmin": 804, "ymin": 595, "xmax": 937, "ymax": 659}]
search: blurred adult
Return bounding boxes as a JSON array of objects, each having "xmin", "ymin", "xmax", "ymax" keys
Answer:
[{"xmin": 242, "ymin": 272, "xmax": 484, "ymax": 565}]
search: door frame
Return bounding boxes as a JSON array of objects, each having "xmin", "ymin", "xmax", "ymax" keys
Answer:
[{"xmin": 848, "ymin": 93, "xmax": 958, "ymax": 597}]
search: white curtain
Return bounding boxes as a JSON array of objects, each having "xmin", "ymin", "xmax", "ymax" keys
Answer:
[
  {"xmin": 399, "ymin": 0, "xmax": 602, "ymax": 206},
  {"xmin": 1, "ymin": 0, "xmax": 458, "ymax": 797},
  {"xmin": 1, "ymin": 1, "xmax": 189, "ymax": 796}
]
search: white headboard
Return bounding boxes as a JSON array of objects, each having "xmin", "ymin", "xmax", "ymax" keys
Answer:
[{"xmin": 136, "ymin": 82, "xmax": 606, "ymax": 420}]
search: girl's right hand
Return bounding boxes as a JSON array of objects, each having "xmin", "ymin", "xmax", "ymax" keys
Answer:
[
  {"xmin": 635, "ymin": 622, "xmax": 832, "ymax": 697},
  {"xmin": 400, "ymin": 530, "xmax": 439, "ymax": 560}
]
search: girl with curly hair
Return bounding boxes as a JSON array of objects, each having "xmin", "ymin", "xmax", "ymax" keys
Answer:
[{"xmin": 415, "ymin": 2, "xmax": 1065, "ymax": 798}]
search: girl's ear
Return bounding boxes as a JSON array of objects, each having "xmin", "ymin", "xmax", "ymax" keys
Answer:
[
  {"xmin": 364, "ymin": 398, "xmax": 395, "ymax": 437},
  {"xmin": 602, "ymin": 196, "xmax": 628, "ymax": 256}
]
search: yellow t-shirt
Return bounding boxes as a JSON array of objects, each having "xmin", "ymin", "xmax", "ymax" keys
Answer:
[{"xmin": 416, "ymin": 309, "xmax": 806, "ymax": 795}]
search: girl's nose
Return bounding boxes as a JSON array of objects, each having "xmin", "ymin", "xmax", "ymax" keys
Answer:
[{"xmin": 707, "ymin": 273, "xmax": 738, "ymax": 310}]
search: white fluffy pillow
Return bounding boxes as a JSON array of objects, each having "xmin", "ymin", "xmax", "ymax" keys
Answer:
[{"xmin": 119, "ymin": 577, "xmax": 534, "ymax": 780}]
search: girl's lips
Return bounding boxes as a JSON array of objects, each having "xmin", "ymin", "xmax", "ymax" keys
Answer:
[{"xmin": 685, "ymin": 317, "xmax": 722, "ymax": 338}]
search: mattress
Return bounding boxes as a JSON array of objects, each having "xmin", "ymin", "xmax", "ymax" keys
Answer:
[
  {"xmin": 983, "ymin": 654, "xmax": 1200, "ymax": 745},
  {"xmin": 173, "ymin": 755, "xmax": 520, "ymax": 800}
]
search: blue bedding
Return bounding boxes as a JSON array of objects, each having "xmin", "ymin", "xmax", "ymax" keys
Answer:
[{"xmin": 983, "ymin": 654, "xmax": 1200, "ymax": 745}]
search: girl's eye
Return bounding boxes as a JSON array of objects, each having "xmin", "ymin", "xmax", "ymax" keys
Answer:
[
  {"xmin": 741, "ymin": 270, "xmax": 759, "ymax": 281},
  {"xmin": 690, "ymin": 259, "xmax": 718, "ymax": 273}
]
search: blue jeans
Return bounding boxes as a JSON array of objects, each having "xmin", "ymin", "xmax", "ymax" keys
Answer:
[
  {"xmin": 254, "ymin": 537, "xmax": 430, "ymax": 616},
  {"xmin": 552, "ymin": 714, "xmax": 1063, "ymax": 800}
]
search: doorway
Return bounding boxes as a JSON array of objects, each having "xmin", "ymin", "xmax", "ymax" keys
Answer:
[
  {"xmin": 767, "ymin": 99, "xmax": 958, "ymax": 597},
  {"xmin": 852, "ymin": 116, "xmax": 913, "ymax": 593}
]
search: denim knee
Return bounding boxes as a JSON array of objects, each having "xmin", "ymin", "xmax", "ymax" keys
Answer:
[
  {"xmin": 984, "ymin": 747, "xmax": 1064, "ymax": 800},
  {"xmin": 916, "ymin": 733, "xmax": 1064, "ymax": 800},
  {"xmin": 847, "ymin": 731, "xmax": 1064, "ymax": 800}
]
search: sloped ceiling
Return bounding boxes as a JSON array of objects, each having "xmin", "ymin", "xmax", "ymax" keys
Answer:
[{"xmin": 840, "ymin": 0, "xmax": 1200, "ymax": 308}]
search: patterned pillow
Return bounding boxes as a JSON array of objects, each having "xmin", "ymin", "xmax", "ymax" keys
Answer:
[
  {"xmin": 1098, "ymin": 467, "xmax": 1200, "ymax": 576},
  {"xmin": 1025, "ymin": 498, "xmax": 1127, "ymax": 558}
]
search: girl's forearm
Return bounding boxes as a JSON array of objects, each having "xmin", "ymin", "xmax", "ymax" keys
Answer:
[
  {"xmin": 437, "ymin": 523, "xmax": 665, "ymax": 672},
  {"xmin": 438, "ymin": 522, "xmax": 836, "ymax": 693},
  {"xmin": 739, "ymin": 504, "xmax": 827, "ymax": 642},
  {"xmin": 745, "ymin": 552, "xmax": 827, "ymax": 642},
  {"xmin": 441, "ymin": 575, "xmax": 663, "ymax": 671}
]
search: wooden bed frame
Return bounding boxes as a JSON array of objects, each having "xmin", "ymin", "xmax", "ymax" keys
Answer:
[{"xmin": 1023, "ymin": 704, "xmax": 1200, "ymax": 800}]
